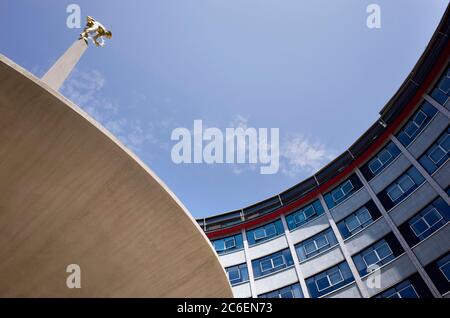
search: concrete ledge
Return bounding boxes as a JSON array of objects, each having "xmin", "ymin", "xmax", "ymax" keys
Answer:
[
  {"xmin": 300, "ymin": 246, "xmax": 344, "ymax": 278},
  {"xmin": 219, "ymin": 249, "xmax": 247, "ymax": 268},
  {"xmin": 369, "ymin": 154, "xmax": 410, "ymax": 194},
  {"xmin": 432, "ymin": 158, "xmax": 450, "ymax": 190},
  {"xmin": 344, "ymin": 217, "xmax": 391, "ymax": 255},
  {"xmin": 408, "ymin": 112, "xmax": 449, "ymax": 158},
  {"xmin": 413, "ymin": 222, "xmax": 450, "ymax": 266},
  {"xmin": 389, "ymin": 182, "xmax": 437, "ymax": 226},
  {"xmin": 247, "ymin": 235, "xmax": 288, "ymax": 260},
  {"xmin": 289, "ymin": 214, "xmax": 330, "ymax": 245},
  {"xmin": 232, "ymin": 282, "xmax": 252, "ymax": 298},
  {"xmin": 362, "ymin": 253, "xmax": 416, "ymax": 297},
  {"xmin": 331, "ymin": 188, "xmax": 371, "ymax": 223},
  {"xmin": 324, "ymin": 282, "xmax": 361, "ymax": 298}
]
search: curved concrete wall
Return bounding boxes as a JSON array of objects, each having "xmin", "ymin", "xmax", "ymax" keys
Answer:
[{"xmin": 0, "ymin": 54, "xmax": 233, "ymax": 298}]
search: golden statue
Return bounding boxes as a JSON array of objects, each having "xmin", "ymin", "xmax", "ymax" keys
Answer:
[{"xmin": 79, "ymin": 16, "xmax": 112, "ymax": 47}]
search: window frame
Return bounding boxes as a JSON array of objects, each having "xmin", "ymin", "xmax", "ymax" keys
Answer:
[
  {"xmin": 386, "ymin": 175, "xmax": 415, "ymax": 202},
  {"xmin": 439, "ymin": 260, "xmax": 450, "ymax": 282},
  {"xmin": 427, "ymin": 133, "xmax": 450, "ymax": 165},
  {"xmin": 303, "ymin": 234, "xmax": 330, "ymax": 257},
  {"xmin": 345, "ymin": 207, "xmax": 372, "ymax": 234},
  {"xmin": 331, "ymin": 180, "xmax": 354, "ymax": 204},
  {"xmin": 404, "ymin": 110, "xmax": 427, "ymax": 139},
  {"xmin": 361, "ymin": 241, "xmax": 393, "ymax": 269},
  {"xmin": 409, "ymin": 207, "xmax": 444, "ymax": 238},
  {"xmin": 387, "ymin": 284, "xmax": 419, "ymax": 299},
  {"xmin": 315, "ymin": 268, "xmax": 344, "ymax": 292},
  {"xmin": 260, "ymin": 254, "xmax": 286, "ymax": 273},
  {"xmin": 368, "ymin": 149, "xmax": 393, "ymax": 174},
  {"xmin": 227, "ymin": 267, "xmax": 241, "ymax": 284}
]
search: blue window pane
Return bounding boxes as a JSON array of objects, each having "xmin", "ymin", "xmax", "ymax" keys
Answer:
[
  {"xmin": 316, "ymin": 276, "xmax": 330, "ymax": 291},
  {"xmin": 328, "ymin": 269, "xmax": 344, "ymax": 285},
  {"xmin": 440, "ymin": 261, "xmax": 450, "ymax": 281},
  {"xmin": 260, "ymin": 259, "xmax": 272, "ymax": 272},
  {"xmin": 398, "ymin": 286, "xmax": 419, "ymax": 298},
  {"xmin": 363, "ymin": 251, "xmax": 378, "ymax": 266},
  {"xmin": 411, "ymin": 219, "xmax": 428, "ymax": 237},
  {"xmin": 376, "ymin": 244, "xmax": 392, "ymax": 259}
]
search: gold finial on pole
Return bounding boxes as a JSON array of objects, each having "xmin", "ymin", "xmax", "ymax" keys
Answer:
[{"xmin": 79, "ymin": 16, "xmax": 112, "ymax": 47}]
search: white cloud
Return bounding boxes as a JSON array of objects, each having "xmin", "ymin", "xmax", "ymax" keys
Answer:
[
  {"xmin": 280, "ymin": 134, "xmax": 336, "ymax": 178},
  {"xmin": 61, "ymin": 68, "xmax": 169, "ymax": 155}
]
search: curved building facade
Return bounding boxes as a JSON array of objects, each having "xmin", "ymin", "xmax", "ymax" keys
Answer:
[{"xmin": 197, "ymin": 7, "xmax": 450, "ymax": 298}]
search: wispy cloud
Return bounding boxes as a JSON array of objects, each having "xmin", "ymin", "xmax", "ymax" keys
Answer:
[
  {"xmin": 61, "ymin": 68, "xmax": 170, "ymax": 154},
  {"xmin": 280, "ymin": 134, "xmax": 336, "ymax": 178}
]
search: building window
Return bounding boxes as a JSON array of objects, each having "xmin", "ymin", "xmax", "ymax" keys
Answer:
[
  {"xmin": 324, "ymin": 174, "xmax": 363, "ymax": 209},
  {"xmin": 246, "ymin": 219, "xmax": 284, "ymax": 246},
  {"xmin": 258, "ymin": 283, "xmax": 304, "ymax": 298},
  {"xmin": 409, "ymin": 207, "xmax": 445, "ymax": 240},
  {"xmin": 295, "ymin": 228, "xmax": 338, "ymax": 262},
  {"xmin": 252, "ymin": 249, "xmax": 294, "ymax": 279},
  {"xmin": 332, "ymin": 180, "xmax": 353, "ymax": 204},
  {"xmin": 386, "ymin": 175, "xmax": 415, "ymax": 202},
  {"xmin": 306, "ymin": 262, "xmax": 355, "ymax": 298},
  {"xmin": 398, "ymin": 197, "xmax": 450, "ymax": 247},
  {"xmin": 285, "ymin": 199, "xmax": 325, "ymax": 230},
  {"xmin": 225, "ymin": 263, "xmax": 249, "ymax": 286},
  {"xmin": 212, "ymin": 233, "xmax": 243, "ymax": 255},
  {"xmin": 419, "ymin": 127, "xmax": 450, "ymax": 174},
  {"xmin": 337, "ymin": 201, "xmax": 382, "ymax": 239},
  {"xmin": 430, "ymin": 66, "xmax": 450, "ymax": 105},
  {"xmin": 439, "ymin": 258, "xmax": 450, "ymax": 282},
  {"xmin": 352, "ymin": 234, "xmax": 403, "ymax": 276},
  {"xmin": 361, "ymin": 142, "xmax": 401, "ymax": 181},
  {"xmin": 378, "ymin": 280, "xmax": 419, "ymax": 298},
  {"xmin": 345, "ymin": 207, "xmax": 372, "ymax": 233},
  {"xmin": 369, "ymin": 149, "xmax": 392, "ymax": 174},
  {"xmin": 424, "ymin": 253, "xmax": 450, "ymax": 295},
  {"xmin": 396, "ymin": 101, "xmax": 438, "ymax": 147},
  {"xmin": 378, "ymin": 166, "xmax": 425, "ymax": 211}
]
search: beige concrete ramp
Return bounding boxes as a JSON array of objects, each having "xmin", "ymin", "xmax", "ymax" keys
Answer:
[{"xmin": 0, "ymin": 54, "xmax": 232, "ymax": 297}]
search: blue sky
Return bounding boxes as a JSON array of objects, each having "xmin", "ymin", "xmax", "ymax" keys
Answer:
[{"xmin": 0, "ymin": 1, "xmax": 448, "ymax": 218}]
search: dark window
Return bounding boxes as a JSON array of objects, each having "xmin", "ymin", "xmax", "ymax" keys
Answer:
[
  {"xmin": 252, "ymin": 249, "xmax": 294, "ymax": 279},
  {"xmin": 306, "ymin": 261, "xmax": 355, "ymax": 298},
  {"xmin": 295, "ymin": 228, "xmax": 338, "ymax": 262},
  {"xmin": 430, "ymin": 66, "xmax": 450, "ymax": 105},
  {"xmin": 377, "ymin": 166, "xmax": 425, "ymax": 211},
  {"xmin": 212, "ymin": 233, "xmax": 243, "ymax": 255},
  {"xmin": 398, "ymin": 197, "xmax": 450, "ymax": 247},
  {"xmin": 258, "ymin": 283, "xmax": 303, "ymax": 298},
  {"xmin": 324, "ymin": 174, "xmax": 363, "ymax": 209},
  {"xmin": 375, "ymin": 273, "xmax": 433, "ymax": 298},
  {"xmin": 425, "ymin": 253, "xmax": 450, "ymax": 295},
  {"xmin": 247, "ymin": 219, "xmax": 284, "ymax": 246},
  {"xmin": 418, "ymin": 126, "xmax": 450, "ymax": 174},
  {"xmin": 337, "ymin": 201, "xmax": 382, "ymax": 239},
  {"xmin": 225, "ymin": 263, "xmax": 249, "ymax": 286},
  {"xmin": 361, "ymin": 142, "xmax": 401, "ymax": 181},
  {"xmin": 352, "ymin": 233, "xmax": 403, "ymax": 276},
  {"xmin": 396, "ymin": 101, "xmax": 438, "ymax": 147},
  {"xmin": 285, "ymin": 199, "xmax": 325, "ymax": 230}
]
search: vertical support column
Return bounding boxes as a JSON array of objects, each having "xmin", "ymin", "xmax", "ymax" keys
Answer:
[
  {"xmin": 390, "ymin": 135, "xmax": 450, "ymax": 205},
  {"xmin": 41, "ymin": 39, "xmax": 88, "ymax": 91},
  {"xmin": 242, "ymin": 229, "xmax": 257, "ymax": 298},
  {"xmin": 423, "ymin": 94, "xmax": 450, "ymax": 118},
  {"xmin": 355, "ymin": 168, "xmax": 442, "ymax": 298},
  {"xmin": 280, "ymin": 215, "xmax": 310, "ymax": 298},
  {"xmin": 318, "ymin": 194, "xmax": 369, "ymax": 298}
]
